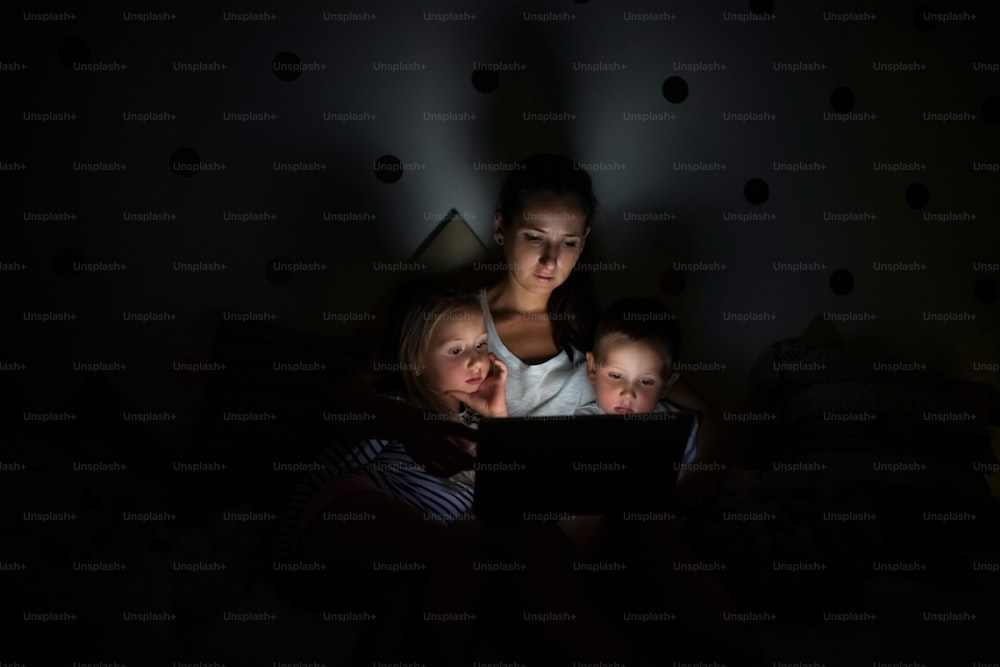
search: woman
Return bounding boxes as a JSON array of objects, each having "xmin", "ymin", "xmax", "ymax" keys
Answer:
[
  {"xmin": 453, "ymin": 154, "xmax": 599, "ymax": 419},
  {"xmin": 286, "ymin": 154, "xmax": 757, "ymax": 665}
]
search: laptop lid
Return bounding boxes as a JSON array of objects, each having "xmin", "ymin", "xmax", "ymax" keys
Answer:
[{"xmin": 473, "ymin": 412, "xmax": 695, "ymax": 520}]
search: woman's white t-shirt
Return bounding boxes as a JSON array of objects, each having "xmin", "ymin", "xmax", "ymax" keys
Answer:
[{"xmin": 479, "ymin": 288, "xmax": 595, "ymax": 417}]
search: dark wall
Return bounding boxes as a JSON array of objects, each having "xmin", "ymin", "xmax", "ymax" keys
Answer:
[
  {"xmin": 10, "ymin": 1, "xmax": 999, "ymax": 419},
  {"xmin": 6, "ymin": 1, "xmax": 1000, "ymax": 662}
]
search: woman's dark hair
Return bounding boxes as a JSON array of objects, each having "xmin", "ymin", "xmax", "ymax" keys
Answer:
[
  {"xmin": 496, "ymin": 153, "xmax": 599, "ymax": 360},
  {"xmin": 497, "ymin": 154, "xmax": 598, "ymax": 224}
]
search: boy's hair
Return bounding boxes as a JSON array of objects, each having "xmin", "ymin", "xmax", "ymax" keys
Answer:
[{"xmin": 592, "ymin": 298, "xmax": 680, "ymax": 379}]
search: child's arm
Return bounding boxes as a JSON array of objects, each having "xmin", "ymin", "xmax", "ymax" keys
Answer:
[
  {"xmin": 668, "ymin": 376, "xmax": 733, "ymax": 510},
  {"xmin": 675, "ymin": 419, "xmax": 730, "ymax": 510},
  {"xmin": 331, "ymin": 358, "xmax": 477, "ymax": 476},
  {"xmin": 446, "ymin": 353, "xmax": 508, "ymax": 418},
  {"xmin": 666, "ymin": 374, "xmax": 730, "ymax": 461}
]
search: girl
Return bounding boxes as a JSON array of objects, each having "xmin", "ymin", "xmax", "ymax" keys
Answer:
[
  {"xmin": 278, "ymin": 285, "xmax": 507, "ymax": 560},
  {"xmin": 358, "ymin": 285, "xmax": 507, "ymax": 516}
]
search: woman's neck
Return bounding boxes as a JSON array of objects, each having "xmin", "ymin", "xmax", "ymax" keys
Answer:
[{"xmin": 490, "ymin": 274, "xmax": 550, "ymax": 315}]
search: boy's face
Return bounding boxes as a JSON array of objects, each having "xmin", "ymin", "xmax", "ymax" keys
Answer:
[
  {"xmin": 422, "ymin": 308, "xmax": 490, "ymax": 397},
  {"xmin": 586, "ymin": 340, "xmax": 679, "ymax": 414}
]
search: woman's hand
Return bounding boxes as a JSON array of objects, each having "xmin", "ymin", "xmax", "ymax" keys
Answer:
[
  {"xmin": 404, "ymin": 416, "xmax": 478, "ymax": 478},
  {"xmin": 446, "ymin": 353, "xmax": 508, "ymax": 418}
]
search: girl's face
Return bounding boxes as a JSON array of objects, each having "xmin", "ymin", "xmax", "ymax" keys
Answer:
[
  {"xmin": 496, "ymin": 192, "xmax": 590, "ymax": 297},
  {"xmin": 422, "ymin": 308, "xmax": 490, "ymax": 397}
]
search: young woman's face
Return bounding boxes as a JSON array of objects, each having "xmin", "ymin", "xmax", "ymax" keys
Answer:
[
  {"xmin": 497, "ymin": 192, "xmax": 590, "ymax": 297},
  {"xmin": 422, "ymin": 308, "xmax": 490, "ymax": 396}
]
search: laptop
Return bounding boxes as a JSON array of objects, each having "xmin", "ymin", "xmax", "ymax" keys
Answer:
[{"xmin": 473, "ymin": 412, "xmax": 695, "ymax": 520}]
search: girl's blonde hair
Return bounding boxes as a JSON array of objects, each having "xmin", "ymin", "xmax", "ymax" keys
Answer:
[{"xmin": 396, "ymin": 286, "xmax": 483, "ymax": 487}]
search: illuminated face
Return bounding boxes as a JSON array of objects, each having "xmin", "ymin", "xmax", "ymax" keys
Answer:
[
  {"xmin": 496, "ymin": 192, "xmax": 590, "ymax": 297},
  {"xmin": 422, "ymin": 308, "xmax": 490, "ymax": 399},
  {"xmin": 587, "ymin": 341, "xmax": 677, "ymax": 414}
]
